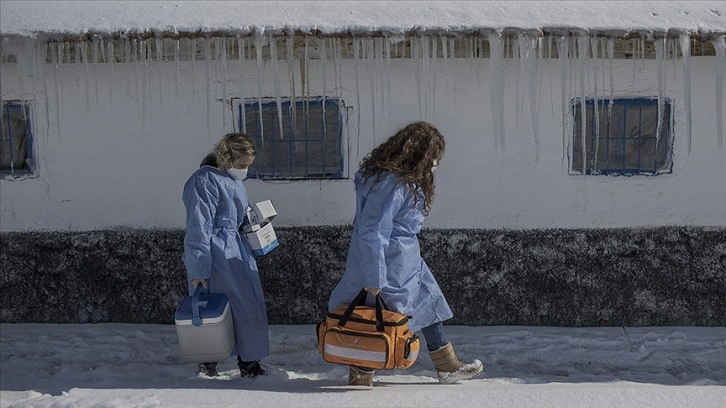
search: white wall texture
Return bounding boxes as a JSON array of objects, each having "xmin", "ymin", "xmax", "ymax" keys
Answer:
[{"xmin": 1, "ymin": 39, "xmax": 724, "ymax": 231}]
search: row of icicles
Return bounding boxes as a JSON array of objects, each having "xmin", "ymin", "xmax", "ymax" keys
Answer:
[{"xmin": 2, "ymin": 33, "xmax": 725, "ymax": 163}]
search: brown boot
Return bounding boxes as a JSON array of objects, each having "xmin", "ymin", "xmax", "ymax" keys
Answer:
[
  {"xmin": 429, "ymin": 342, "xmax": 483, "ymax": 384},
  {"xmin": 348, "ymin": 366, "xmax": 375, "ymax": 386}
]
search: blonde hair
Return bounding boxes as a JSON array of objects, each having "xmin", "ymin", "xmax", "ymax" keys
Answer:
[
  {"xmin": 359, "ymin": 121, "xmax": 445, "ymax": 213},
  {"xmin": 213, "ymin": 133, "xmax": 256, "ymax": 170}
]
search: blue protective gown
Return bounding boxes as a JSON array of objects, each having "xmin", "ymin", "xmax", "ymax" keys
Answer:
[
  {"xmin": 328, "ymin": 172, "xmax": 453, "ymax": 333},
  {"xmin": 182, "ymin": 165, "xmax": 269, "ymax": 361}
]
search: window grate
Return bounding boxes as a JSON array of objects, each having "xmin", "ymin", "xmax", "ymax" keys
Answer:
[
  {"xmin": 1, "ymin": 102, "xmax": 34, "ymax": 175},
  {"xmin": 571, "ymin": 98, "xmax": 672, "ymax": 176},
  {"xmin": 240, "ymin": 98, "xmax": 345, "ymax": 180}
]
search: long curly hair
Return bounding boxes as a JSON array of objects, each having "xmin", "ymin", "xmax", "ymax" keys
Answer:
[
  {"xmin": 359, "ymin": 121, "xmax": 445, "ymax": 213},
  {"xmin": 212, "ymin": 133, "xmax": 256, "ymax": 170}
]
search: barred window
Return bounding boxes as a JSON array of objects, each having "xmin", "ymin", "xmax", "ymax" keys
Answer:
[
  {"xmin": 572, "ymin": 98, "xmax": 673, "ymax": 176},
  {"xmin": 1, "ymin": 102, "xmax": 34, "ymax": 175},
  {"xmin": 240, "ymin": 98, "xmax": 345, "ymax": 180}
]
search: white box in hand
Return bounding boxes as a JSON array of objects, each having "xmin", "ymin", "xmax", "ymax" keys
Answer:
[{"xmin": 248, "ymin": 200, "xmax": 277, "ymax": 225}]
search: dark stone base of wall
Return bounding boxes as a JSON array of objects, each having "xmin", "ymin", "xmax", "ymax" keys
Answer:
[{"xmin": 1, "ymin": 226, "xmax": 724, "ymax": 326}]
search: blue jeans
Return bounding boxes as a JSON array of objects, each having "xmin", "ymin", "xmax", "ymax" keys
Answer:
[{"xmin": 420, "ymin": 321, "xmax": 447, "ymax": 352}]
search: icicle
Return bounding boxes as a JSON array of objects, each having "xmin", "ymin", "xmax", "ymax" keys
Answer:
[
  {"xmin": 423, "ymin": 35, "xmax": 432, "ymax": 121},
  {"xmin": 108, "ymin": 39, "xmax": 114, "ymax": 108},
  {"xmin": 41, "ymin": 42, "xmax": 51, "ymax": 137},
  {"xmin": 421, "ymin": 35, "xmax": 431, "ymax": 121},
  {"xmin": 133, "ymin": 39, "xmax": 142, "ymax": 124},
  {"xmin": 80, "ymin": 41, "xmax": 91, "ymax": 122},
  {"xmin": 98, "ymin": 37, "xmax": 106, "ymax": 63},
  {"xmin": 156, "ymin": 37, "xmax": 164, "ymax": 116},
  {"xmin": 385, "ymin": 36, "xmax": 392, "ymax": 127},
  {"xmin": 679, "ymin": 33, "xmax": 693, "ymax": 153},
  {"xmin": 141, "ymin": 39, "xmax": 150, "ymax": 144},
  {"xmin": 174, "ymin": 39, "xmax": 180, "ymax": 130},
  {"xmin": 8, "ymin": 40, "xmax": 26, "ymax": 172},
  {"xmin": 577, "ymin": 34, "xmax": 588, "ymax": 174},
  {"xmin": 590, "ymin": 37, "xmax": 600, "ymax": 172},
  {"xmin": 441, "ymin": 36, "xmax": 448, "ymax": 97},
  {"xmin": 654, "ymin": 37, "xmax": 666, "ymax": 154},
  {"xmin": 304, "ymin": 37, "xmax": 310, "ymax": 141},
  {"xmin": 222, "ymin": 38, "xmax": 230, "ymax": 129},
  {"xmin": 670, "ymin": 37, "xmax": 678, "ymax": 78},
  {"xmin": 475, "ymin": 38, "xmax": 482, "ymax": 92},
  {"xmin": 316, "ymin": 37, "xmax": 326, "ymax": 139},
  {"xmin": 366, "ymin": 38, "xmax": 376, "ymax": 142},
  {"xmin": 546, "ymin": 36, "xmax": 554, "ymax": 115},
  {"xmin": 239, "ymin": 37, "xmax": 247, "ymax": 133},
  {"xmin": 55, "ymin": 42, "xmax": 63, "ymax": 140},
  {"xmin": 607, "ymin": 37, "xmax": 615, "ymax": 129},
  {"xmin": 353, "ymin": 36, "xmax": 361, "ymax": 153},
  {"xmin": 631, "ymin": 38, "xmax": 638, "ymax": 93},
  {"xmin": 375, "ymin": 37, "xmax": 384, "ymax": 128},
  {"xmin": 189, "ymin": 38, "xmax": 196, "ymax": 103},
  {"xmin": 412, "ymin": 36, "xmax": 423, "ymax": 120},
  {"xmin": 15, "ymin": 39, "xmax": 31, "ymax": 160},
  {"xmin": 205, "ymin": 37, "xmax": 213, "ymax": 141},
  {"xmin": 92, "ymin": 37, "xmax": 100, "ymax": 107},
  {"xmin": 556, "ymin": 36, "xmax": 570, "ymax": 167},
  {"xmin": 124, "ymin": 38, "xmax": 134, "ymax": 121},
  {"xmin": 512, "ymin": 37, "xmax": 523, "ymax": 128},
  {"xmin": 600, "ymin": 38, "xmax": 607, "ymax": 101},
  {"xmin": 488, "ymin": 32, "xmax": 505, "ymax": 152},
  {"xmin": 714, "ymin": 36, "xmax": 725, "ymax": 148},
  {"xmin": 450, "ymin": 37, "xmax": 457, "ymax": 107},
  {"xmin": 287, "ymin": 35, "xmax": 295, "ymax": 133},
  {"xmin": 217, "ymin": 38, "xmax": 227, "ymax": 134},
  {"xmin": 431, "ymin": 35, "xmax": 438, "ymax": 122},
  {"xmin": 334, "ymin": 38, "xmax": 344, "ymax": 132},
  {"xmin": 269, "ymin": 37, "xmax": 283, "ymax": 138},
  {"xmin": 303, "ymin": 37, "xmax": 311, "ymax": 176},
  {"xmin": 536, "ymin": 36, "xmax": 546, "ymax": 156},
  {"xmin": 26, "ymin": 41, "xmax": 37, "ymax": 139},
  {"xmin": 255, "ymin": 34, "xmax": 265, "ymax": 144},
  {"xmin": 518, "ymin": 32, "xmax": 540, "ymax": 163}
]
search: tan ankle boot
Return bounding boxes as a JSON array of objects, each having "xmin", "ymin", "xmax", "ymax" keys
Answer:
[
  {"xmin": 429, "ymin": 342, "xmax": 484, "ymax": 384},
  {"xmin": 348, "ymin": 366, "xmax": 375, "ymax": 386}
]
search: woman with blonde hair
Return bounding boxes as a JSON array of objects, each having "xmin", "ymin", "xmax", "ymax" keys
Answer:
[
  {"xmin": 328, "ymin": 121, "xmax": 484, "ymax": 386},
  {"xmin": 182, "ymin": 133, "xmax": 269, "ymax": 379}
]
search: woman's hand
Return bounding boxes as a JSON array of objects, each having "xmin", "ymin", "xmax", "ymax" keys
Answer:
[
  {"xmin": 364, "ymin": 287, "xmax": 381, "ymax": 296},
  {"xmin": 192, "ymin": 278, "xmax": 208, "ymax": 288}
]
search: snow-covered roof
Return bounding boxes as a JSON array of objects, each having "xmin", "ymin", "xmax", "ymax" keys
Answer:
[{"xmin": 1, "ymin": 1, "xmax": 725, "ymax": 40}]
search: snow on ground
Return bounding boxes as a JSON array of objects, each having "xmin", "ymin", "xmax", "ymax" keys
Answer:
[{"xmin": 1, "ymin": 324, "xmax": 724, "ymax": 407}]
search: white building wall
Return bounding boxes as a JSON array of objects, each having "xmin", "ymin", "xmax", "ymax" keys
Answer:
[{"xmin": 1, "ymin": 41, "xmax": 724, "ymax": 231}]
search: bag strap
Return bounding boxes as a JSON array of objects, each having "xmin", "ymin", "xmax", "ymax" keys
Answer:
[
  {"xmin": 373, "ymin": 295, "xmax": 385, "ymax": 332},
  {"xmin": 376, "ymin": 294, "xmax": 390, "ymax": 310},
  {"xmin": 338, "ymin": 289, "xmax": 385, "ymax": 332}
]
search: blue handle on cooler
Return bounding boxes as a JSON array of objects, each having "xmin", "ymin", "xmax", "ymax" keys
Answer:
[{"xmin": 191, "ymin": 284, "xmax": 206, "ymax": 327}]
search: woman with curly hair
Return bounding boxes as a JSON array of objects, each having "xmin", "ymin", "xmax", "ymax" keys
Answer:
[
  {"xmin": 182, "ymin": 133, "xmax": 269, "ymax": 379},
  {"xmin": 328, "ymin": 121, "xmax": 484, "ymax": 386}
]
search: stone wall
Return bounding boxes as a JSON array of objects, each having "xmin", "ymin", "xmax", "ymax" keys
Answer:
[{"xmin": 1, "ymin": 226, "xmax": 724, "ymax": 326}]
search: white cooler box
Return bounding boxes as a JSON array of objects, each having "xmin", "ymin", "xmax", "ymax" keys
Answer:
[{"xmin": 175, "ymin": 286, "xmax": 235, "ymax": 363}]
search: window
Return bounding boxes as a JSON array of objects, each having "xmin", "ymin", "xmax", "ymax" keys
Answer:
[
  {"xmin": 240, "ymin": 98, "xmax": 345, "ymax": 180},
  {"xmin": 1, "ymin": 102, "xmax": 34, "ymax": 175},
  {"xmin": 571, "ymin": 98, "xmax": 673, "ymax": 175}
]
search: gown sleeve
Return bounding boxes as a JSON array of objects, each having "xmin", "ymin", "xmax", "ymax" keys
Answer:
[
  {"xmin": 182, "ymin": 174, "xmax": 219, "ymax": 283},
  {"xmin": 356, "ymin": 177, "xmax": 406, "ymax": 289}
]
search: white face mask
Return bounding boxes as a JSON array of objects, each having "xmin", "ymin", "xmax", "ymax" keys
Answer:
[
  {"xmin": 431, "ymin": 159, "xmax": 439, "ymax": 173},
  {"xmin": 226, "ymin": 167, "xmax": 248, "ymax": 181}
]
